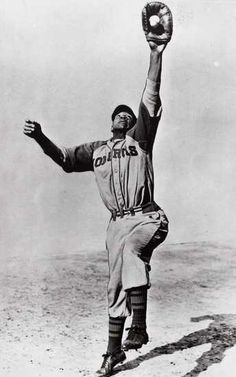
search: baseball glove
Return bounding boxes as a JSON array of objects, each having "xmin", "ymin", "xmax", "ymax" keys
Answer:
[{"xmin": 142, "ymin": 2, "xmax": 173, "ymax": 45}]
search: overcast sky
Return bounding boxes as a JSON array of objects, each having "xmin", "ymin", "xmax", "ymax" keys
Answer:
[{"xmin": 1, "ymin": 0, "xmax": 236, "ymax": 257}]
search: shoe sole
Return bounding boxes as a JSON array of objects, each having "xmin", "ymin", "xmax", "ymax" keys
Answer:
[
  {"xmin": 122, "ymin": 340, "xmax": 149, "ymax": 351},
  {"xmin": 96, "ymin": 355, "xmax": 126, "ymax": 376}
]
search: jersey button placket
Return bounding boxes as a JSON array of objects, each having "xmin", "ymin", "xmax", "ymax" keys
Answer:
[{"xmin": 112, "ymin": 158, "xmax": 123, "ymax": 208}]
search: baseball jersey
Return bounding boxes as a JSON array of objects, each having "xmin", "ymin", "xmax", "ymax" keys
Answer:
[{"xmin": 60, "ymin": 97, "xmax": 162, "ymax": 213}]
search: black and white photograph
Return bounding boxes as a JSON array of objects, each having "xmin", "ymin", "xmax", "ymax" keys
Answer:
[{"xmin": 1, "ymin": 0, "xmax": 236, "ymax": 376}]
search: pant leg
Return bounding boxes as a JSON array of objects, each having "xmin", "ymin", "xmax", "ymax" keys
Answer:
[
  {"xmin": 106, "ymin": 209, "xmax": 168, "ymax": 316},
  {"xmin": 122, "ymin": 210, "xmax": 168, "ymax": 291},
  {"xmin": 106, "ymin": 219, "xmax": 131, "ymax": 318}
]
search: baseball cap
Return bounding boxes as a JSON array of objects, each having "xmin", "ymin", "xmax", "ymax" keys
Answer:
[{"xmin": 111, "ymin": 104, "xmax": 137, "ymax": 127}]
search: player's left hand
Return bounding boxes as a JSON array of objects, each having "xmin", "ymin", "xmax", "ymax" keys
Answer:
[
  {"xmin": 142, "ymin": 2, "xmax": 173, "ymax": 46},
  {"xmin": 148, "ymin": 41, "xmax": 167, "ymax": 53}
]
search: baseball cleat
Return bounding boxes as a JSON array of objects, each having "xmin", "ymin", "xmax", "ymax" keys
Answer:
[
  {"xmin": 96, "ymin": 349, "xmax": 126, "ymax": 376},
  {"xmin": 122, "ymin": 326, "xmax": 149, "ymax": 351}
]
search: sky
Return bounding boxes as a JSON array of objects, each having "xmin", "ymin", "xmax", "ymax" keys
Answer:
[{"xmin": 1, "ymin": 0, "xmax": 236, "ymax": 257}]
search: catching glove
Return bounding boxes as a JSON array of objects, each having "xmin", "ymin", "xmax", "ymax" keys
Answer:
[{"xmin": 142, "ymin": 2, "xmax": 173, "ymax": 45}]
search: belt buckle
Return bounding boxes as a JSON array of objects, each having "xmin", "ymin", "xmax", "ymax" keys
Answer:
[{"xmin": 129, "ymin": 207, "xmax": 135, "ymax": 216}]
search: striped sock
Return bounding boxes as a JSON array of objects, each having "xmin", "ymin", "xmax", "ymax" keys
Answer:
[
  {"xmin": 129, "ymin": 286, "xmax": 148, "ymax": 328},
  {"xmin": 107, "ymin": 316, "xmax": 126, "ymax": 353}
]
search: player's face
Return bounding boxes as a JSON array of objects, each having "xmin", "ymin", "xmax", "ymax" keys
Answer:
[{"xmin": 111, "ymin": 112, "xmax": 133, "ymax": 132}]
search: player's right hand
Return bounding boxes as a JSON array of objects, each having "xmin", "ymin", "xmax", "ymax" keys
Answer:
[{"xmin": 23, "ymin": 120, "xmax": 42, "ymax": 139}]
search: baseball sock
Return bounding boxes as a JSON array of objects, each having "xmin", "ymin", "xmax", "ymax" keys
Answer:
[
  {"xmin": 107, "ymin": 316, "xmax": 126, "ymax": 354},
  {"xmin": 129, "ymin": 286, "xmax": 147, "ymax": 328}
]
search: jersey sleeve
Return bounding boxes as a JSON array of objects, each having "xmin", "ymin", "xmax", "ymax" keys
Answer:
[
  {"xmin": 127, "ymin": 97, "xmax": 162, "ymax": 153},
  {"xmin": 61, "ymin": 142, "xmax": 95, "ymax": 173},
  {"xmin": 142, "ymin": 78, "xmax": 161, "ymax": 117}
]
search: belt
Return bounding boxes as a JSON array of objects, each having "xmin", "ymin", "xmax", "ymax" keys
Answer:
[{"xmin": 111, "ymin": 201, "xmax": 160, "ymax": 220}]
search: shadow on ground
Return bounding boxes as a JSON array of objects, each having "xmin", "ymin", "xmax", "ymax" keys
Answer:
[{"xmin": 115, "ymin": 314, "xmax": 236, "ymax": 377}]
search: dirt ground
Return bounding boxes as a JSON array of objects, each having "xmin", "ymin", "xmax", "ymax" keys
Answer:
[{"xmin": 1, "ymin": 241, "xmax": 236, "ymax": 377}]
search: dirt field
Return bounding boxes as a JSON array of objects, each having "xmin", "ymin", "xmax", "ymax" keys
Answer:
[{"xmin": 1, "ymin": 241, "xmax": 236, "ymax": 377}]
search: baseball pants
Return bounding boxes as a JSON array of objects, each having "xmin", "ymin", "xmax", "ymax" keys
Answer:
[{"xmin": 106, "ymin": 208, "xmax": 168, "ymax": 317}]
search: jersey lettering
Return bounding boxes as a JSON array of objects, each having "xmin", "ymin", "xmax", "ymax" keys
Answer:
[
  {"xmin": 93, "ymin": 145, "xmax": 138, "ymax": 168},
  {"xmin": 121, "ymin": 148, "xmax": 126, "ymax": 157},
  {"xmin": 107, "ymin": 151, "xmax": 112, "ymax": 161},
  {"xmin": 94, "ymin": 155, "xmax": 106, "ymax": 167},
  {"xmin": 128, "ymin": 146, "xmax": 138, "ymax": 156},
  {"xmin": 113, "ymin": 149, "xmax": 121, "ymax": 158}
]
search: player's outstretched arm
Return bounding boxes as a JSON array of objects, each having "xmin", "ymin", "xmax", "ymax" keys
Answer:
[
  {"xmin": 23, "ymin": 120, "xmax": 66, "ymax": 168},
  {"xmin": 142, "ymin": 42, "xmax": 166, "ymax": 117},
  {"xmin": 147, "ymin": 42, "xmax": 166, "ymax": 88},
  {"xmin": 141, "ymin": 2, "xmax": 173, "ymax": 116}
]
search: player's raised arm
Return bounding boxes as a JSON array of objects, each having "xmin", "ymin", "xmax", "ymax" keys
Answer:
[
  {"xmin": 24, "ymin": 120, "xmax": 98, "ymax": 173},
  {"xmin": 23, "ymin": 119, "xmax": 70, "ymax": 171},
  {"xmin": 141, "ymin": 2, "xmax": 173, "ymax": 116}
]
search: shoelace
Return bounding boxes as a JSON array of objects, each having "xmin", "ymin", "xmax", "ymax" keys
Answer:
[
  {"xmin": 125, "ymin": 326, "xmax": 147, "ymax": 340},
  {"xmin": 101, "ymin": 353, "xmax": 112, "ymax": 369},
  {"xmin": 101, "ymin": 349, "xmax": 123, "ymax": 370}
]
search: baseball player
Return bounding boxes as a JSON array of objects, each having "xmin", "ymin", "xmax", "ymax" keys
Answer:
[{"xmin": 23, "ymin": 2, "xmax": 173, "ymax": 375}]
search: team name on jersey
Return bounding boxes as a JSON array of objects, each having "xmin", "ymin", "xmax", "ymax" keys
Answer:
[{"xmin": 93, "ymin": 146, "xmax": 138, "ymax": 168}]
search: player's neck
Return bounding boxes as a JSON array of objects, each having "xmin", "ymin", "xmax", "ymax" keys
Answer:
[{"xmin": 111, "ymin": 130, "xmax": 126, "ymax": 141}]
